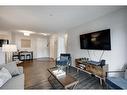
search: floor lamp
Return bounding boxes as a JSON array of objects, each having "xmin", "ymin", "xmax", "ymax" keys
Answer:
[{"xmin": 2, "ymin": 44, "xmax": 17, "ymax": 64}]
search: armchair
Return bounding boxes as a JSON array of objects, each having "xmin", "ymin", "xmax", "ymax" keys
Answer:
[
  {"xmin": 56, "ymin": 53, "xmax": 71, "ymax": 72},
  {"xmin": 106, "ymin": 69, "xmax": 127, "ymax": 89}
]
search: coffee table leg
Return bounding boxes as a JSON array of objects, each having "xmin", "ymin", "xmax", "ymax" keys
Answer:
[
  {"xmin": 48, "ymin": 75, "xmax": 54, "ymax": 87},
  {"xmin": 64, "ymin": 81, "xmax": 79, "ymax": 89},
  {"xmin": 73, "ymin": 82, "xmax": 78, "ymax": 89},
  {"xmin": 48, "ymin": 75, "xmax": 56, "ymax": 89},
  {"xmin": 48, "ymin": 75, "xmax": 52, "ymax": 81}
]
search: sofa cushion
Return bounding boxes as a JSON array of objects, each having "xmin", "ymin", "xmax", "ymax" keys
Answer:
[
  {"xmin": 0, "ymin": 67, "xmax": 12, "ymax": 87},
  {"xmin": 106, "ymin": 77, "xmax": 127, "ymax": 89},
  {"xmin": 4, "ymin": 62, "xmax": 20, "ymax": 76},
  {"xmin": 0, "ymin": 74, "xmax": 24, "ymax": 89}
]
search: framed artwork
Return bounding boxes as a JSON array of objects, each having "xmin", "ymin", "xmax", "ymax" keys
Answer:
[{"xmin": 21, "ymin": 39, "xmax": 31, "ymax": 48}]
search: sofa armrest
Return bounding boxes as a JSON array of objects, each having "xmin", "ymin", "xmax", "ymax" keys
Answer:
[
  {"xmin": 18, "ymin": 66, "xmax": 24, "ymax": 74},
  {"xmin": 107, "ymin": 71, "xmax": 125, "ymax": 73},
  {"xmin": 106, "ymin": 77, "xmax": 127, "ymax": 89},
  {"xmin": 106, "ymin": 71, "xmax": 125, "ymax": 78}
]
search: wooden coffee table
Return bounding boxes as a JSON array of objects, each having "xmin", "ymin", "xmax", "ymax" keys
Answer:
[{"xmin": 48, "ymin": 67, "xmax": 78, "ymax": 89}]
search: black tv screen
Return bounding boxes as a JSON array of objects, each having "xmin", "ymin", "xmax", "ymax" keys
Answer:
[
  {"xmin": 80, "ymin": 29, "xmax": 111, "ymax": 50},
  {"xmin": 0, "ymin": 39, "xmax": 9, "ymax": 47}
]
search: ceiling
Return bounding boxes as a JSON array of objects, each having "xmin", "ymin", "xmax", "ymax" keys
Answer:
[{"xmin": 0, "ymin": 6, "xmax": 125, "ymax": 33}]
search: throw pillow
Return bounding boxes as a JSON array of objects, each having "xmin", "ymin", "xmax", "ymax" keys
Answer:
[
  {"xmin": 0, "ymin": 67, "xmax": 12, "ymax": 87},
  {"xmin": 124, "ymin": 69, "xmax": 127, "ymax": 79},
  {"xmin": 4, "ymin": 61, "xmax": 20, "ymax": 76}
]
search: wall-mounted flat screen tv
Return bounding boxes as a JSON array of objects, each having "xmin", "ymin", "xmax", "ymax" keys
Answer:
[
  {"xmin": 0, "ymin": 39, "xmax": 9, "ymax": 47},
  {"xmin": 80, "ymin": 29, "xmax": 111, "ymax": 50}
]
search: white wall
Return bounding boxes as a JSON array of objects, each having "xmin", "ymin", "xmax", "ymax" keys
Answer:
[
  {"xmin": 0, "ymin": 32, "xmax": 50, "ymax": 63},
  {"xmin": 15, "ymin": 33, "xmax": 37, "ymax": 58},
  {"xmin": 49, "ymin": 34, "xmax": 58, "ymax": 59},
  {"xmin": 36, "ymin": 38, "xmax": 49, "ymax": 58},
  {"xmin": 67, "ymin": 8, "xmax": 127, "ymax": 71},
  {"xmin": 57, "ymin": 33, "xmax": 67, "ymax": 57},
  {"xmin": 14, "ymin": 33, "xmax": 50, "ymax": 58},
  {"xmin": 49, "ymin": 33, "xmax": 68, "ymax": 59}
]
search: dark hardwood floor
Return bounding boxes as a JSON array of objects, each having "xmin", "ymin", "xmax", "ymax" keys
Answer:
[
  {"xmin": 18, "ymin": 58, "xmax": 105, "ymax": 89},
  {"xmin": 18, "ymin": 58, "xmax": 55, "ymax": 89}
]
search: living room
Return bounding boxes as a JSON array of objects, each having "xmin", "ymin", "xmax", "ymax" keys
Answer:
[{"xmin": 0, "ymin": 6, "xmax": 127, "ymax": 91}]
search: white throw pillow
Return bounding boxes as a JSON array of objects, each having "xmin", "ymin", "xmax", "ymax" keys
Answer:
[
  {"xmin": 4, "ymin": 61, "xmax": 20, "ymax": 76},
  {"xmin": 124, "ymin": 69, "xmax": 127, "ymax": 79},
  {"xmin": 0, "ymin": 67, "xmax": 12, "ymax": 87}
]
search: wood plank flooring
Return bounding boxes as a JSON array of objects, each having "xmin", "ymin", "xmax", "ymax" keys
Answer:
[
  {"xmin": 18, "ymin": 58, "xmax": 106, "ymax": 89},
  {"xmin": 18, "ymin": 58, "xmax": 55, "ymax": 89}
]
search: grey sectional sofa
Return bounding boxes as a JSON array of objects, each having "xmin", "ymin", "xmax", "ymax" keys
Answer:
[
  {"xmin": 0, "ymin": 62, "xmax": 24, "ymax": 89},
  {"xmin": 106, "ymin": 70, "xmax": 127, "ymax": 89},
  {"xmin": 0, "ymin": 66, "xmax": 24, "ymax": 89}
]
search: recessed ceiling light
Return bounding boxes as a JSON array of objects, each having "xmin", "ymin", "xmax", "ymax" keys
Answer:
[
  {"xmin": 18, "ymin": 30, "xmax": 35, "ymax": 34},
  {"xmin": 17, "ymin": 30, "xmax": 35, "ymax": 36},
  {"xmin": 24, "ymin": 32, "xmax": 30, "ymax": 36},
  {"xmin": 40, "ymin": 33, "xmax": 50, "ymax": 36}
]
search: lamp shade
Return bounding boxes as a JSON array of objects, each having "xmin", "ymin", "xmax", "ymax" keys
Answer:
[{"xmin": 2, "ymin": 44, "xmax": 17, "ymax": 52}]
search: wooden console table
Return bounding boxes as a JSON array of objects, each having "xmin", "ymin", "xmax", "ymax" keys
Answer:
[
  {"xmin": 75, "ymin": 59, "xmax": 108, "ymax": 86},
  {"xmin": 13, "ymin": 51, "xmax": 33, "ymax": 61}
]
